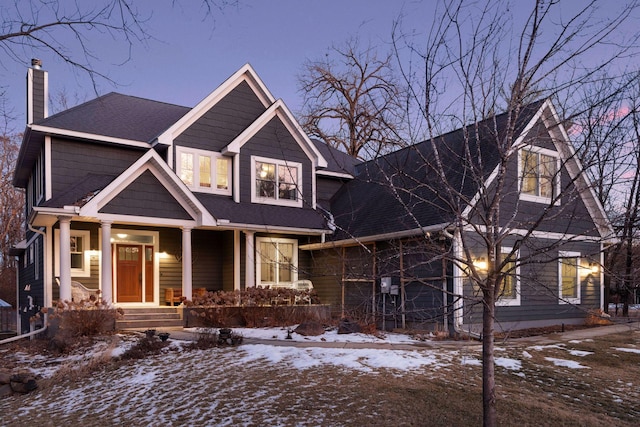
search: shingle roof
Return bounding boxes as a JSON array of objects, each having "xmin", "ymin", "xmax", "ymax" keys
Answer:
[
  {"xmin": 196, "ymin": 194, "xmax": 328, "ymax": 231},
  {"xmin": 329, "ymin": 100, "xmax": 546, "ymax": 240},
  {"xmin": 41, "ymin": 173, "xmax": 117, "ymax": 208},
  {"xmin": 36, "ymin": 92, "xmax": 189, "ymax": 142},
  {"xmin": 311, "ymin": 139, "xmax": 361, "ymax": 176}
]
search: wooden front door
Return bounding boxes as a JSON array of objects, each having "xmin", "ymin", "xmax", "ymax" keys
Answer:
[
  {"xmin": 116, "ymin": 244, "xmax": 143, "ymax": 302},
  {"xmin": 144, "ymin": 245, "xmax": 154, "ymax": 302}
]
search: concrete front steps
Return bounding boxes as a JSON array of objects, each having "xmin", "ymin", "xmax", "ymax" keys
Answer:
[{"xmin": 116, "ymin": 307, "xmax": 184, "ymax": 329}]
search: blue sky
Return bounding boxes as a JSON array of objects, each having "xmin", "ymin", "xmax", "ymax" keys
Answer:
[
  {"xmin": 2, "ymin": 1, "xmax": 432, "ymax": 130},
  {"xmin": 3, "ymin": 1, "xmax": 638, "ymax": 134}
]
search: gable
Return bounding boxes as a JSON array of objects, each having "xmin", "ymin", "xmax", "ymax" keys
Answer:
[
  {"xmin": 99, "ymin": 170, "xmax": 192, "ymax": 220},
  {"xmin": 174, "ymin": 81, "xmax": 267, "ymax": 152}
]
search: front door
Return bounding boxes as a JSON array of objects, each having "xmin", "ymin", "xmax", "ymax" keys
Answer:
[{"xmin": 116, "ymin": 244, "xmax": 143, "ymax": 302}]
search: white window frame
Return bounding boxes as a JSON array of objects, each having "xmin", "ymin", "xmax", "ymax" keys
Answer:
[
  {"xmin": 496, "ymin": 247, "xmax": 520, "ymax": 306},
  {"xmin": 175, "ymin": 146, "xmax": 232, "ymax": 195},
  {"xmin": 558, "ymin": 250, "xmax": 581, "ymax": 305},
  {"xmin": 54, "ymin": 229, "xmax": 91, "ymax": 278},
  {"xmin": 255, "ymin": 237, "xmax": 298, "ymax": 287},
  {"xmin": 251, "ymin": 156, "xmax": 303, "ymax": 207},
  {"xmin": 518, "ymin": 146, "xmax": 561, "ymax": 205}
]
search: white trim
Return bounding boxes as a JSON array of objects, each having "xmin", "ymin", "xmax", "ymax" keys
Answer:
[
  {"xmin": 251, "ymin": 155, "xmax": 303, "ymax": 208},
  {"xmin": 155, "ymin": 64, "xmax": 275, "ymax": 146},
  {"xmin": 233, "ymin": 154, "xmax": 240, "ymax": 203},
  {"xmin": 496, "ymin": 247, "xmax": 521, "ymax": 306},
  {"xmin": 255, "ymin": 236, "xmax": 299, "ymax": 287},
  {"xmin": 175, "ymin": 146, "xmax": 232, "ymax": 195},
  {"xmin": 316, "ymin": 170, "xmax": 354, "ymax": 179},
  {"xmin": 558, "ymin": 250, "xmax": 581, "ymax": 305},
  {"xmin": 54, "ymin": 229, "xmax": 91, "ymax": 278},
  {"xmin": 29, "ymin": 124, "xmax": 151, "ymax": 149},
  {"xmin": 44, "ymin": 136, "xmax": 52, "ymax": 201}
]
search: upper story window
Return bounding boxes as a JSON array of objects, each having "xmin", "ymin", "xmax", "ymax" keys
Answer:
[
  {"xmin": 251, "ymin": 156, "xmax": 302, "ymax": 207},
  {"xmin": 519, "ymin": 147, "xmax": 560, "ymax": 204},
  {"xmin": 176, "ymin": 147, "xmax": 231, "ymax": 195},
  {"xmin": 558, "ymin": 251, "xmax": 581, "ymax": 304}
]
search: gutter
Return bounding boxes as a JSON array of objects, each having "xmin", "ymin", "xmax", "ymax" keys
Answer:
[{"xmin": 0, "ymin": 315, "xmax": 48, "ymax": 345}]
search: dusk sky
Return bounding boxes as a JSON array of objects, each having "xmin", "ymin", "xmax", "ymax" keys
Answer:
[
  {"xmin": 2, "ymin": 1, "xmax": 433, "ymax": 130},
  {"xmin": 2, "ymin": 1, "xmax": 638, "ymax": 133}
]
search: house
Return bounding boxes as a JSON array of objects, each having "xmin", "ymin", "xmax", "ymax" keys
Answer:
[
  {"xmin": 12, "ymin": 60, "xmax": 612, "ymax": 334},
  {"xmin": 302, "ymin": 100, "xmax": 613, "ymax": 333}
]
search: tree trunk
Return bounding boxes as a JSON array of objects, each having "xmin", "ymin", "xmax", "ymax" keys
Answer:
[{"xmin": 482, "ymin": 293, "xmax": 497, "ymax": 427}]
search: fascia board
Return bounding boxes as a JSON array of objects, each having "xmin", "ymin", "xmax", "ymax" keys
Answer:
[
  {"xmin": 299, "ymin": 223, "xmax": 449, "ymax": 250},
  {"xmin": 29, "ymin": 125, "xmax": 150, "ymax": 148},
  {"xmin": 316, "ymin": 170, "xmax": 354, "ymax": 179},
  {"xmin": 155, "ymin": 64, "xmax": 276, "ymax": 146}
]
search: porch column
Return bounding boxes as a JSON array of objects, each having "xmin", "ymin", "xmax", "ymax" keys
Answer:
[
  {"xmin": 58, "ymin": 216, "xmax": 72, "ymax": 302},
  {"xmin": 234, "ymin": 230, "xmax": 241, "ymax": 291},
  {"xmin": 100, "ymin": 221, "xmax": 113, "ymax": 304},
  {"xmin": 245, "ymin": 230, "xmax": 255, "ymax": 287},
  {"xmin": 182, "ymin": 226, "xmax": 193, "ymax": 301}
]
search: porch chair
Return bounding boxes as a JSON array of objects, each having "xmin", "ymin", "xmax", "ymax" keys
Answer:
[{"xmin": 293, "ymin": 280, "xmax": 313, "ymax": 305}]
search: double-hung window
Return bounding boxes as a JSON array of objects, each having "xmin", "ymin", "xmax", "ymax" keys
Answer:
[
  {"xmin": 558, "ymin": 251, "xmax": 581, "ymax": 304},
  {"xmin": 251, "ymin": 156, "xmax": 302, "ymax": 207},
  {"xmin": 256, "ymin": 237, "xmax": 298, "ymax": 286},
  {"xmin": 520, "ymin": 147, "xmax": 559, "ymax": 203},
  {"xmin": 54, "ymin": 229, "xmax": 91, "ymax": 277},
  {"xmin": 497, "ymin": 248, "xmax": 520, "ymax": 306},
  {"xmin": 176, "ymin": 147, "xmax": 231, "ymax": 195}
]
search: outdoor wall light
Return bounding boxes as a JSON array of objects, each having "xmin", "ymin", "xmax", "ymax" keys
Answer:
[
  {"xmin": 589, "ymin": 262, "xmax": 599, "ymax": 274},
  {"xmin": 473, "ymin": 257, "xmax": 488, "ymax": 271}
]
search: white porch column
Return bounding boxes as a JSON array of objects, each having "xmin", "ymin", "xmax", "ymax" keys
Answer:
[
  {"xmin": 234, "ymin": 230, "xmax": 241, "ymax": 291},
  {"xmin": 245, "ymin": 230, "xmax": 255, "ymax": 288},
  {"xmin": 100, "ymin": 221, "xmax": 113, "ymax": 304},
  {"xmin": 58, "ymin": 216, "xmax": 72, "ymax": 302},
  {"xmin": 182, "ymin": 226, "xmax": 193, "ymax": 301}
]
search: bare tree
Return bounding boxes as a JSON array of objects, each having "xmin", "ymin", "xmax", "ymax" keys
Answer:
[
  {"xmin": 388, "ymin": 1, "xmax": 640, "ymax": 425},
  {"xmin": 298, "ymin": 38, "xmax": 406, "ymax": 159}
]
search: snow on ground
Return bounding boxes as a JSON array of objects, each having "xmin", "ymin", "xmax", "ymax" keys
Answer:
[{"xmin": 544, "ymin": 357, "xmax": 589, "ymax": 369}]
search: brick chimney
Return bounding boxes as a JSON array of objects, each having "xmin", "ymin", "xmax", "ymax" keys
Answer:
[{"xmin": 26, "ymin": 58, "xmax": 48, "ymax": 124}]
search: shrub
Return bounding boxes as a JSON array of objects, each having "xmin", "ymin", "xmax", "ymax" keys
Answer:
[
  {"xmin": 44, "ymin": 295, "xmax": 123, "ymax": 353},
  {"xmin": 120, "ymin": 335, "xmax": 168, "ymax": 360}
]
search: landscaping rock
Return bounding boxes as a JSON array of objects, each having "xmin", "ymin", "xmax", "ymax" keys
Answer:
[
  {"xmin": 0, "ymin": 384, "xmax": 12, "ymax": 398},
  {"xmin": 0, "ymin": 370, "xmax": 11, "ymax": 385},
  {"xmin": 9, "ymin": 373, "xmax": 37, "ymax": 394},
  {"xmin": 294, "ymin": 321, "xmax": 324, "ymax": 336},
  {"xmin": 337, "ymin": 318, "xmax": 361, "ymax": 334}
]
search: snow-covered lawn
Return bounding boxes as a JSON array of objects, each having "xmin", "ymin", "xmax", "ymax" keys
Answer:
[{"xmin": 1, "ymin": 326, "xmax": 639, "ymax": 426}]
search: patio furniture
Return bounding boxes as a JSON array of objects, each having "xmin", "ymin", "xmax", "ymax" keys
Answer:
[{"xmin": 293, "ymin": 280, "xmax": 313, "ymax": 305}]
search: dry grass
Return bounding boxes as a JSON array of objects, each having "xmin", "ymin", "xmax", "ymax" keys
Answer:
[{"xmin": 1, "ymin": 329, "xmax": 639, "ymax": 426}]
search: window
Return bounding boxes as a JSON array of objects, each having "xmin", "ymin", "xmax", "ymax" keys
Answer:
[
  {"xmin": 176, "ymin": 147, "xmax": 231, "ymax": 195},
  {"xmin": 256, "ymin": 237, "xmax": 298, "ymax": 286},
  {"xmin": 55, "ymin": 229, "xmax": 91, "ymax": 277},
  {"xmin": 497, "ymin": 248, "xmax": 520, "ymax": 306},
  {"xmin": 558, "ymin": 251, "xmax": 581, "ymax": 304},
  {"xmin": 520, "ymin": 148, "xmax": 559, "ymax": 203},
  {"xmin": 251, "ymin": 156, "xmax": 302, "ymax": 207}
]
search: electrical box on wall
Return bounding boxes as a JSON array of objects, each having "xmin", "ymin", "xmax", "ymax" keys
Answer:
[
  {"xmin": 390, "ymin": 284, "xmax": 399, "ymax": 295},
  {"xmin": 380, "ymin": 277, "xmax": 391, "ymax": 293}
]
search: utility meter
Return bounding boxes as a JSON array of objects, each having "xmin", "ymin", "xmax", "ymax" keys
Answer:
[{"xmin": 380, "ymin": 277, "xmax": 392, "ymax": 293}]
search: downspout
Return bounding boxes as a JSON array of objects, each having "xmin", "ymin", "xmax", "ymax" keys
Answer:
[
  {"xmin": 443, "ymin": 227, "xmax": 481, "ymax": 339},
  {"xmin": 26, "ymin": 224, "xmax": 49, "ymax": 340}
]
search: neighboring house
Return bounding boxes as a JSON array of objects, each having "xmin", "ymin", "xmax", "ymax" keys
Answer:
[{"xmin": 12, "ymin": 60, "xmax": 612, "ymax": 334}]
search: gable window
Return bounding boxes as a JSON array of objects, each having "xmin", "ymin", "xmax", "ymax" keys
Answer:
[
  {"xmin": 558, "ymin": 251, "xmax": 581, "ymax": 304},
  {"xmin": 497, "ymin": 248, "xmax": 520, "ymax": 306},
  {"xmin": 256, "ymin": 237, "xmax": 298, "ymax": 286},
  {"xmin": 55, "ymin": 229, "xmax": 91, "ymax": 278},
  {"xmin": 251, "ymin": 156, "xmax": 302, "ymax": 207},
  {"xmin": 176, "ymin": 147, "xmax": 231, "ymax": 195},
  {"xmin": 520, "ymin": 148, "xmax": 559, "ymax": 203}
]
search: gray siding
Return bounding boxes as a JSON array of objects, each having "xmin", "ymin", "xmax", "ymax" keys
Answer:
[
  {"xmin": 239, "ymin": 117, "xmax": 314, "ymax": 208},
  {"xmin": 50, "ymin": 138, "xmax": 142, "ymax": 198},
  {"xmin": 174, "ymin": 81, "xmax": 266, "ymax": 153},
  {"xmin": 100, "ymin": 170, "xmax": 192, "ymax": 220},
  {"xmin": 317, "ymin": 176, "xmax": 346, "ymax": 208}
]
